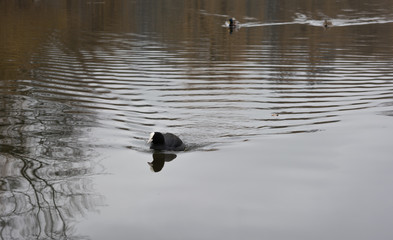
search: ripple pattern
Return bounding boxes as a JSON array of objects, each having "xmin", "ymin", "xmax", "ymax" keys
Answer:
[{"xmin": 10, "ymin": 29, "xmax": 393, "ymax": 152}]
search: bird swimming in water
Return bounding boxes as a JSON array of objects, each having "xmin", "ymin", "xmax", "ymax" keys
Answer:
[
  {"xmin": 323, "ymin": 19, "xmax": 332, "ymax": 29},
  {"xmin": 148, "ymin": 132, "xmax": 186, "ymax": 151},
  {"xmin": 225, "ymin": 17, "xmax": 239, "ymax": 28}
]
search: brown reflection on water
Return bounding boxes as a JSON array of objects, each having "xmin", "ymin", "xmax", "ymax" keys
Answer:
[{"xmin": 2, "ymin": 0, "xmax": 392, "ymax": 61}]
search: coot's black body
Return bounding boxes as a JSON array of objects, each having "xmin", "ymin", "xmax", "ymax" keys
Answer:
[{"xmin": 148, "ymin": 132, "xmax": 185, "ymax": 151}]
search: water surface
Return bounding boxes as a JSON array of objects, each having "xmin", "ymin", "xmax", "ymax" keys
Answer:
[{"xmin": 1, "ymin": 0, "xmax": 393, "ymax": 239}]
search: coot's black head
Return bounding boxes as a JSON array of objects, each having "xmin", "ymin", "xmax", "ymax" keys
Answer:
[{"xmin": 148, "ymin": 132, "xmax": 165, "ymax": 145}]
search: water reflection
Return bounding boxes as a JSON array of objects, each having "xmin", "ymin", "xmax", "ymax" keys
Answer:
[
  {"xmin": 148, "ymin": 152, "xmax": 178, "ymax": 172},
  {"xmin": 0, "ymin": 155, "xmax": 101, "ymax": 239},
  {"xmin": 0, "ymin": 51, "xmax": 104, "ymax": 239},
  {"xmin": 2, "ymin": 0, "xmax": 393, "ymax": 152},
  {"xmin": 0, "ymin": 94, "xmax": 104, "ymax": 239},
  {"xmin": 1, "ymin": 0, "xmax": 393, "ymax": 238}
]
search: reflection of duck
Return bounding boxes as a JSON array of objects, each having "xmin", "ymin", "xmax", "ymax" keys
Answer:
[
  {"xmin": 148, "ymin": 132, "xmax": 186, "ymax": 151},
  {"xmin": 323, "ymin": 20, "xmax": 332, "ymax": 29},
  {"xmin": 148, "ymin": 153, "xmax": 177, "ymax": 172}
]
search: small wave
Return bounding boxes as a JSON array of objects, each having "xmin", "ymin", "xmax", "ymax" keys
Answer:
[{"xmin": 294, "ymin": 13, "xmax": 393, "ymax": 27}]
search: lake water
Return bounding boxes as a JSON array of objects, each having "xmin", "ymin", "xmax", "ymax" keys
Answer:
[{"xmin": 1, "ymin": 0, "xmax": 393, "ymax": 239}]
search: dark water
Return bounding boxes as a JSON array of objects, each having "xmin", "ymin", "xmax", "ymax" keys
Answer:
[{"xmin": 1, "ymin": 0, "xmax": 393, "ymax": 239}]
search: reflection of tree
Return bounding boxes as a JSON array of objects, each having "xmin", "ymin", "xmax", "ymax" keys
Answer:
[
  {"xmin": 0, "ymin": 154, "xmax": 102, "ymax": 239},
  {"xmin": 1, "ymin": 1, "xmax": 110, "ymax": 237},
  {"xmin": 0, "ymin": 97, "xmax": 104, "ymax": 239}
]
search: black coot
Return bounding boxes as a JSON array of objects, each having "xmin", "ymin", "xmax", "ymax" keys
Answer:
[{"xmin": 148, "ymin": 132, "xmax": 186, "ymax": 151}]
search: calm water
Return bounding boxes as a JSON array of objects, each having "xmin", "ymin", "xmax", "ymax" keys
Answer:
[{"xmin": 1, "ymin": 0, "xmax": 393, "ymax": 239}]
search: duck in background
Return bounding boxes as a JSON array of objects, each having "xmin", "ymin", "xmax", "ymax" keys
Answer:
[
  {"xmin": 225, "ymin": 17, "xmax": 240, "ymax": 33},
  {"xmin": 226, "ymin": 17, "xmax": 239, "ymax": 28},
  {"xmin": 323, "ymin": 19, "xmax": 332, "ymax": 29}
]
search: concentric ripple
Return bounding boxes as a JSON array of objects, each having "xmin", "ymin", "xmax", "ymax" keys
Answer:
[{"xmin": 7, "ymin": 25, "xmax": 387, "ymax": 152}]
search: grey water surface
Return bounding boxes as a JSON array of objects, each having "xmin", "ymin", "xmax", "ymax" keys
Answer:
[{"xmin": 1, "ymin": 0, "xmax": 393, "ymax": 239}]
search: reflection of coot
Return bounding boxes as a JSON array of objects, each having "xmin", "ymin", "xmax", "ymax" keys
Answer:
[
  {"xmin": 148, "ymin": 132, "xmax": 185, "ymax": 151},
  {"xmin": 148, "ymin": 153, "xmax": 177, "ymax": 172}
]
